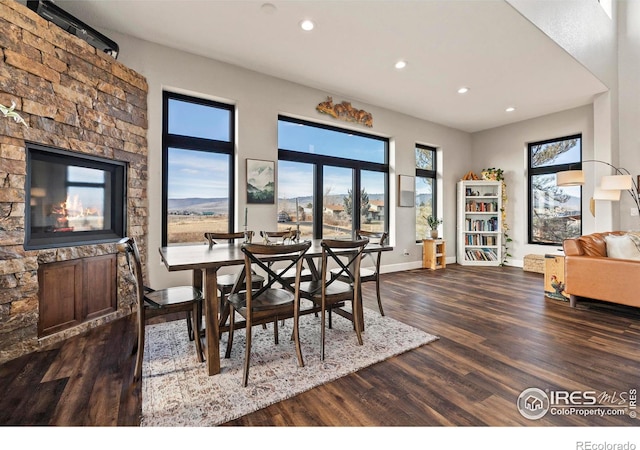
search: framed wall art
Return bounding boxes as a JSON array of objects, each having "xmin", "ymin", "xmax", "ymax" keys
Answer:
[
  {"xmin": 246, "ymin": 158, "xmax": 275, "ymax": 204},
  {"xmin": 398, "ymin": 175, "xmax": 415, "ymax": 207}
]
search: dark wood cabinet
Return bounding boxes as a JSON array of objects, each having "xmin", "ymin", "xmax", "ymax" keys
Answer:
[{"xmin": 38, "ymin": 254, "xmax": 117, "ymax": 337}]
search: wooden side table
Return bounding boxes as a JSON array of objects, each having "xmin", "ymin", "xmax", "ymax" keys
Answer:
[
  {"xmin": 422, "ymin": 239, "xmax": 446, "ymax": 270},
  {"xmin": 544, "ymin": 253, "xmax": 569, "ymax": 301}
]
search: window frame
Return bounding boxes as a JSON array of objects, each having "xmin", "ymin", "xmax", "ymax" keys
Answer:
[
  {"xmin": 277, "ymin": 115, "xmax": 389, "ymax": 239},
  {"xmin": 527, "ymin": 133, "xmax": 582, "ymax": 245},
  {"xmin": 161, "ymin": 91, "xmax": 235, "ymax": 246},
  {"xmin": 415, "ymin": 144, "xmax": 438, "ymax": 243}
]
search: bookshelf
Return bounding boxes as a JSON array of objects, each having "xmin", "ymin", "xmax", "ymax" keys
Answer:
[{"xmin": 456, "ymin": 180, "xmax": 502, "ymax": 266}]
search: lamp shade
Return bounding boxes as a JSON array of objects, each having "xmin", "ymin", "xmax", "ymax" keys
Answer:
[
  {"xmin": 556, "ymin": 170, "xmax": 585, "ymax": 186},
  {"xmin": 600, "ymin": 174, "xmax": 632, "ymax": 191},
  {"xmin": 593, "ymin": 187, "xmax": 621, "ymax": 201}
]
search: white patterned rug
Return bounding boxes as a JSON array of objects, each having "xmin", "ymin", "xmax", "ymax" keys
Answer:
[{"xmin": 141, "ymin": 307, "xmax": 438, "ymax": 426}]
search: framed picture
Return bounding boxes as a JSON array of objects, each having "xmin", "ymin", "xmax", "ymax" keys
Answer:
[
  {"xmin": 398, "ymin": 175, "xmax": 415, "ymax": 207},
  {"xmin": 246, "ymin": 158, "xmax": 275, "ymax": 204}
]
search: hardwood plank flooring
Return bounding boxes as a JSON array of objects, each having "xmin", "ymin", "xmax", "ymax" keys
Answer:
[{"xmin": 1, "ymin": 264, "xmax": 638, "ymax": 427}]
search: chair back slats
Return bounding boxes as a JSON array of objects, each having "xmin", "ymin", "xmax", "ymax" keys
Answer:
[
  {"xmin": 242, "ymin": 241, "xmax": 312, "ymax": 297},
  {"xmin": 356, "ymin": 230, "xmax": 388, "ymax": 268},
  {"xmin": 117, "ymin": 237, "xmax": 145, "ymax": 309},
  {"xmin": 320, "ymin": 238, "xmax": 369, "ymax": 294},
  {"xmin": 205, "ymin": 231, "xmax": 252, "ymax": 247},
  {"xmin": 259, "ymin": 229, "xmax": 299, "ymax": 244}
]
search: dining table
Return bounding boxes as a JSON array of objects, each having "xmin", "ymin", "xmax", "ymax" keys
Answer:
[{"xmin": 158, "ymin": 238, "xmax": 393, "ymax": 376}]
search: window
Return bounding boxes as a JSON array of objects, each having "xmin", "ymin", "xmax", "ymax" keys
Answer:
[
  {"xmin": 277, "ymin": 116, "xmax": 388, "ymax": 239},
  {"xmin": 415, "ymin": 144, "xmax": 437, "ymax": 241},
  {"xmin": 162, "ymin": 92, "xmax": 234, "ymax": 245},
  {"xmin": 528, "ymin": 134, "xmax": 582, "ymax": 245}
]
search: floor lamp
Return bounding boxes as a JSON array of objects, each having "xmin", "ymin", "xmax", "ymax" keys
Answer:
[{"xmin": 556, "ymin": 160, "xmax": 640, "ymax": 218}]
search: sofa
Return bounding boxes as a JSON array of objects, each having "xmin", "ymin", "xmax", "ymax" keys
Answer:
[{"xmin": 562, "ymin": 231, "xmax": 640, "ymax": 308}]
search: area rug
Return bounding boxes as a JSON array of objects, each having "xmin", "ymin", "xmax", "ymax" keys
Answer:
[{"xmin": 141, "ymin": 307, "xmax": 438, "ymax": 426}]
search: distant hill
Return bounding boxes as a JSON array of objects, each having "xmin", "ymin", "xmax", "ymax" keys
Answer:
[{"xmin": 168, "ymin": 198, "xmax": 228, "ymax": 214}]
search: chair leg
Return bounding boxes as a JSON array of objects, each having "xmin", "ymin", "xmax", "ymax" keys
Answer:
[
  {"xmin": 273, "ymin": 319, "xmax": 279, "ymax": 345},
  {"xmin": 352, "ymin": 298, "xmax": 363, "ymax": 346},
  {"xmin": 242, "ymin": 324, "xmax": 252, "ymax": 387},
  {"xmin": 320, "ymin": 300, "xmax": 326, "ymax": 361},
  {"xmin": 218, "ymin": 296, "xmax": 231, "ymax": 338},
  {"xmin": 133, "ymin": 308, "xmax": 146, "ymax": 382},
  {"xmin": 225, "ymin": 306, "xmax": 235, "ymax": 359},
  {"xmin": 294, "ymin": 299, "xmax": 304, "ymax": 367},
  {"xmin": 186, "ymin": 312, "xmax": 194, "ymax": 341},
  {"xmin": 192, "ymin": 303, "xmax": 204, "ymax": 363},
  {"xmin": 375, "ymin": 278, "xmax": 384, "ymax": 316}
]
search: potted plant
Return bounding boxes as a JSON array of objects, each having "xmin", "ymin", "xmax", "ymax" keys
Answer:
[{"xmin": 425, "ymin": 215, "xmax": 443, "ymax": 239}]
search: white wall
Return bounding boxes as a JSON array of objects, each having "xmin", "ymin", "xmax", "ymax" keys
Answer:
[
  {"xmin": 108, "ymin": 31, "xmax": 471, "ymax": 288},
  {"xmin": 507, "ymin": 0, "xmax": 618, "ymax": 88},
  {"xmin": 617, "ymin": 0, "xmax": 640, "ymax": 231},
  {"xmin": 471, "ymin": 105, "xmax": 594, "ymax": 265}
]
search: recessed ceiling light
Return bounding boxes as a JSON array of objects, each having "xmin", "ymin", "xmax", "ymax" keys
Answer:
[
  {"xmin": 505, "ymin": 106, "xmax": 516, "ymax": 112},
  {"xmin": 457, "ymin": 87, "xmax": 469, "ymax": 94},
  {"xmin": 300, "ymin": 19, "xmax": 315, "ymax": 31},
  {"xmin": 260, "ymin": 3, "xmax": 277, "ymax": 14},
  {"xmin": 395, "ymin": 60, "xmax": 407, "ymax": 69}
]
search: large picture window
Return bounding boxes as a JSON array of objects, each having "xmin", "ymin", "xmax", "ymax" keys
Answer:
[
  {"xmin": 415, "ymin": 144, "xmax": 437, "ymax": 242},
  {"xmin": 277, "ymin": 116, "xmax": 388, "ymax": 239},
  {"xmin": 162, "ymin": 92, "xmax": 234, "ymax": 245},
  {"xmin": 528, "ymin": 134, "xmax": 582, "ymax": 245}
]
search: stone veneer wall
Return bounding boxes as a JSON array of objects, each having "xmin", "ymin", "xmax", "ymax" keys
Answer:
[{"xmin": 0, "ymin": 0, "xmax": 148, "ymax": 364}]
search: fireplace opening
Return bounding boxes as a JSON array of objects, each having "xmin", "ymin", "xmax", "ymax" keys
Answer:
[{"xmin": 25, "ymin": 143, "xmax": 127, "ymax": 250}]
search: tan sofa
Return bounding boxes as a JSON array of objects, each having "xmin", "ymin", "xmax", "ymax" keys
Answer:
[{"xmin": 562, "ymin": 231, "xmax": 640, "ymax": 308}]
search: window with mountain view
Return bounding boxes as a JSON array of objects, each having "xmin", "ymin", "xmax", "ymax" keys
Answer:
[
  {"xmin": 162, "ymin": 92, "xmax": 234, "ymax": 245},
  {"xmin": 528, "ymin": 134, "xmax": 582, "ymax": 245},
  {"xmin": 415, "ymin": 144, "xmax": 437, "ymax": 242},
  {"xmin": 277, "ymin": 116, "xmax": 388, "ymax": 239}
]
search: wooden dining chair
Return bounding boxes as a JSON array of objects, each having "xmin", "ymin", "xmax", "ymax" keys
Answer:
[
  {"xmin": 225, "ymin": 241, "xmax": 312, "ymax": 386},
  {"xmin": 117, "ymin": 237, "xmax": 204, "ymax": 382},
  {"xmin": 330, "ymin": 230, "xmax": 388, "ymax": 316},
  {"xmin": 299, "ymin": 238, "xmax": 369, "ymax": 360},
  {"xmin": 190, "ymin": 232, "xmax": 265, "ymax": 340}
]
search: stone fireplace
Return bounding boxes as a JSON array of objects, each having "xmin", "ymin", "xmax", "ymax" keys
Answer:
[{"xmin": 0, "ymin": 1, "xmax": 148, "ymax": 364}]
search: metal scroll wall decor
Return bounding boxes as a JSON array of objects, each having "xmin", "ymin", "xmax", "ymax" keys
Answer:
[{"xmin": 316, "ymin": 96, "xmax": 373, "ymax": 128}]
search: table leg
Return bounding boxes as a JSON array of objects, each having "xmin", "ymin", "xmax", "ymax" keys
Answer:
[
  {"xmin": 204, "ymin": 267, "xmax": 221, "ymax": 375},
  {"xmin": 304, "ymin": 255, "xmax": 320, "ymax": 280}
]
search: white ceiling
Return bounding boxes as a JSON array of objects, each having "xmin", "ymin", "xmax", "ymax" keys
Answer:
[{"xmin": 54, "ymin": 0, "xmax": 608, "ymax": 133}]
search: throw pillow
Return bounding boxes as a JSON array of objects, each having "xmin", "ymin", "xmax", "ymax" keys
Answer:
[{"xmin": 604, "ymin": 234, "xmax": 640, "ymax": 260}]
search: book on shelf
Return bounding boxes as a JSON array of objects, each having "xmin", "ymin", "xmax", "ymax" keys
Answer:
[
  {"xmin": 465, "ymin": 234, "xmax": 498, "ymax": 245},
  {"xmin": 465, "ymin": 217, "xmax": 499, "ymax": 231},
  {"xmin": 465, "ymin": 201, "xmax": 498, "ymax": 212},
  {"xmin": 465, "ymin": 248, "xmax": 498, "ymax": 261}
]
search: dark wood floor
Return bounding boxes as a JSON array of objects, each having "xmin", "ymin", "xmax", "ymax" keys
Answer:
[{"xmin": 1, "ymin": 264, "xmax": 639, "ymax": 427}]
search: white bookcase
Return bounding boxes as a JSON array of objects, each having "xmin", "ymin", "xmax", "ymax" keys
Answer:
[{"xmin": 456, "ymin": 180, "xmax": 502, "ymax": 266}]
